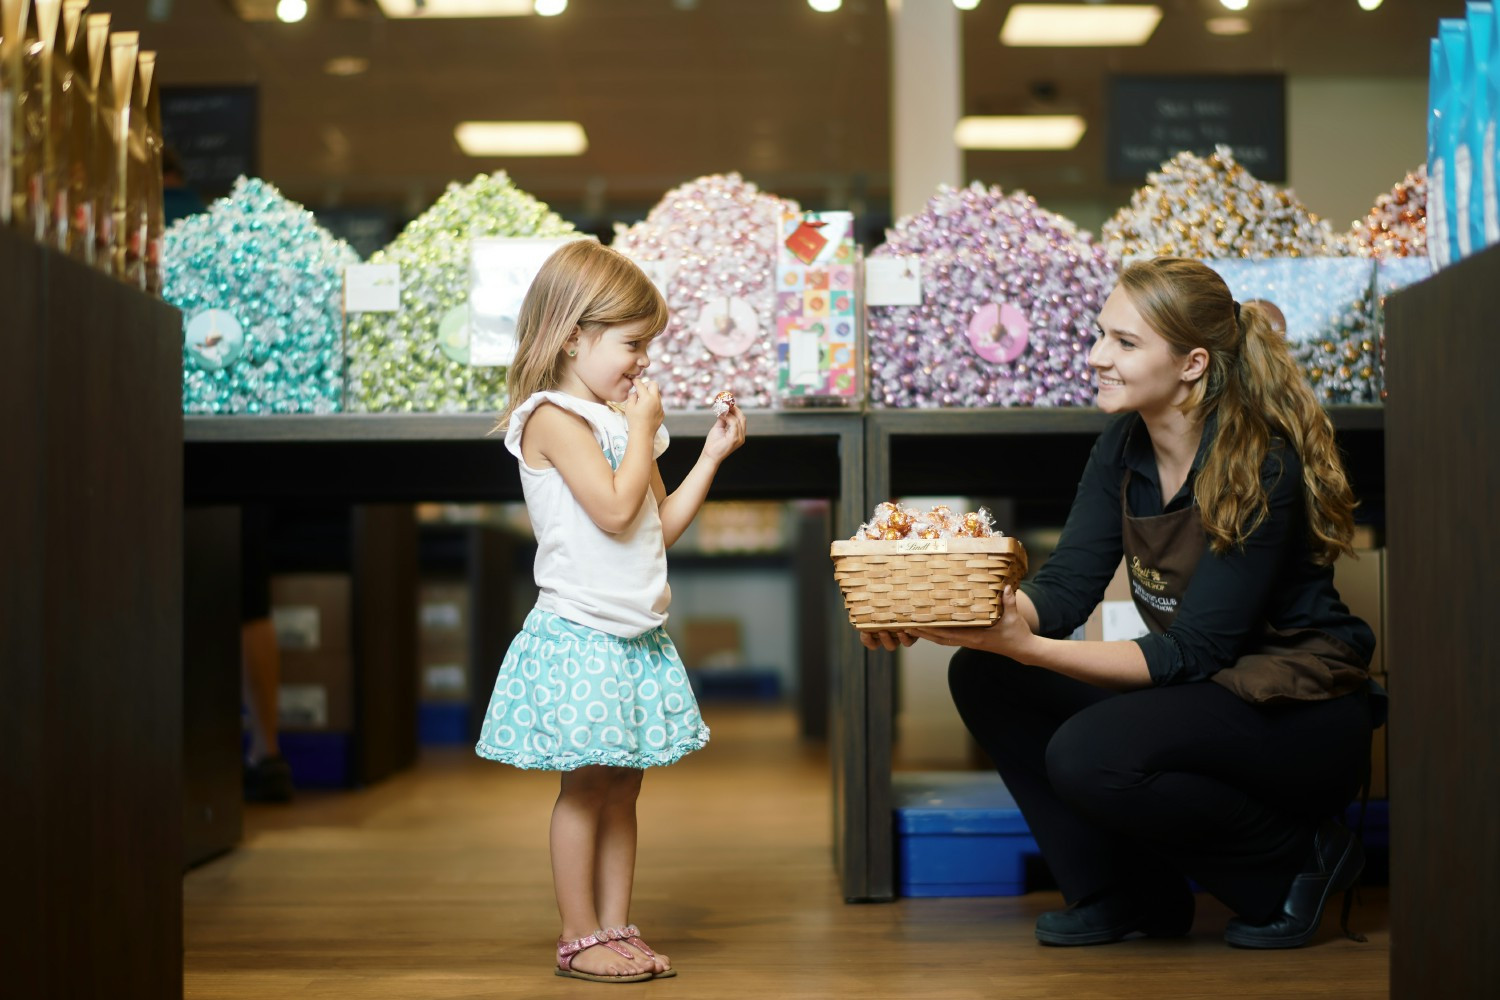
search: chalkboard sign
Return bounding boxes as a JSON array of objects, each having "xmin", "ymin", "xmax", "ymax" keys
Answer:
[
  {"xmin": 1107, "ymin": 75, "xmax": 1285, "ymax": 183},
  {"xmin": 160, "ymin": 86, "xmax": 259, "ymax": 199}
]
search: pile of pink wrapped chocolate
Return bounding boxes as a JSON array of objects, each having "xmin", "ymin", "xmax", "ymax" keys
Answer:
[{"xmin": 854, "ymin": 501, "xmax": 998, "ymax": 541}]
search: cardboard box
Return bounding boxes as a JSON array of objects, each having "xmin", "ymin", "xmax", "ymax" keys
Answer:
[
  {"xmin": 676, "ymin": 618, "xmax": 742, "ymax": 670},
  {"xmin": 419, "ymin": 580, "xmax": 471, "ymax": 701},
  {"xmin": 420, "ymin": 642, "xmax": 469, "ymax": 702},
  {"xmin": 1082, "ymin": 558, "xmax": 1147, "ymax": 642},
  {"xmin": 271, "ymin": 574, "xmax": 353, "ymax": 731},
  {"xmin": 1334, "ymin": 549, "xmax": 1384, "ymax": 675}
]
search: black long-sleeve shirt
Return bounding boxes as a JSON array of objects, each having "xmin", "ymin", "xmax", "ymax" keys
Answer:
[{"xmin": 1019, "ymin": 414, "xmax": 1376, "ymax": 686}]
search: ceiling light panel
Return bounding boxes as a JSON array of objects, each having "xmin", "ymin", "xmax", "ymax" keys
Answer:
[
  {"xmin": 1001, "ymin": 4, "xmax": 1162, "ymax": 47},
  {"xmin": 376, "ymin": 1, "xmax": 534, "ymax": 18},
  {"xmin": 954, "ymin": 115, "xmax": 1087, "ymax": 150},
  {"xmin": 455, "ymin": 121, "xmax": 589, "ymax": 156}
]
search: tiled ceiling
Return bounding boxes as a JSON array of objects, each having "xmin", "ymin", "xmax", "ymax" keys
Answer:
[{"xmin": 84, "ymin": 0, "xmax": 1459, "ymax": 226}]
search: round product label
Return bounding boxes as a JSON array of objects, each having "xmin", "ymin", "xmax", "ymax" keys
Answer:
[
  {"xmin": 185, "ymin": 309, "xmax": 247, "ymax": 371},
  {"xmin": 697, "ymin": 297, "xmax": 761, "ymax": 357},
  {"xmin": 437, "ymin": 304, "xmax": 472, "ymax": 365},
  {"xmin": 967, "ymin": 302, "xmax": 1029, "ymax": 364}
]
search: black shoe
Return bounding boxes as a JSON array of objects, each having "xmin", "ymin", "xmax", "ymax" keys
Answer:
[
  {"xmin": 1035, "ymin": 877, "xmax": 1194, "ymax": 947},
  {"xmin": 1224, "ymin": 819, "xmax": 1364, "ymax": 950},
  {"xmin": 243, "ymin": 754, "xmax": 294, "ymax": 803}
]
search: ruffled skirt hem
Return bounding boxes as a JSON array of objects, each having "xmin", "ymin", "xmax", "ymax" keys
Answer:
[{"xmin": 474, "ymin": 727, "xmax": 710, "ymax": 771}]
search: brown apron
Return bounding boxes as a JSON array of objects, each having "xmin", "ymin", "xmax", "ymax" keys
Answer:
[{"xmin": 1120, "ymin": 469, "xmax": 1368, "ymax": 704}]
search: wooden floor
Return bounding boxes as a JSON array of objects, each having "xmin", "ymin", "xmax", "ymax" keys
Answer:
[{"xmin": 184, "ymin": 706, "xmax": 1390, "ymax": 999}]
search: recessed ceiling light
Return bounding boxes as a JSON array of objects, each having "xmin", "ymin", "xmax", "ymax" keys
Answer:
[
  {"xmin": 324, "ymin": 56, "xmax": 370, "ymax": 76},
  {"xmin": 533, "ymin": 0, "xmax": 566, "ymax": 15},
  {"xmin": 1358, "ymin": 0, "xmax": 1383, "ymax": 10},
  {"xmin": 953, "ymin": 0, "xmax": 981, "ymax": 10},
  {"xmin": 1001, "ymin": 4, "xmax": 1162, "ymax": 47},
  {"xmin": 954, "ymin": 115, "xmax": 1087, "ymax": 151},
  {"xmin": 375, "ymin": 1, "xmax": 533, "ymax": 18},
  {"xmin": 455, "ymin": 121, "xmax": 589, "ymax": 156},
  {"xmin": 809, "ymin": 0, "xmax": 843, "ymax": 11},
  {"xmin": 276, "ymin": 0, "xmax": 307, "ymax": 23},
  {"xmin": 1219, "ymin": 0, "xmax": 1249, "ymax": 11},
  {"xmin": 1206, "ymin": 16, "xmax": 1251, "ymax": 36}
]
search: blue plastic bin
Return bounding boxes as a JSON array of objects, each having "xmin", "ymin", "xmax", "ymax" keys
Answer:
[{"xmin": 894, "ymin": 771, "xmax": 1040, "ymax": 897}]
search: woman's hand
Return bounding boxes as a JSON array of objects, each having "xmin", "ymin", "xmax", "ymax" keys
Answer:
[
  {"xmin": 623, "ymin": 377, "xmax": 663, "ymax": 436},
  {"xmin": 701, "ymin": 402, "xmax": 746, "ymax": 463},
  {"xmin": 858, "ymin": 629, "xmax": 916, "ymax": 651},
  {"xmin": 907, "ymin": 586, "xmax": 1037, "ymax": 660}
]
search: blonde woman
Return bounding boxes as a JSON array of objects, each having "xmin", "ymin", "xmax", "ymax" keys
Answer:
[
  {"xmin": 477, "ymin": 240, "xmax": 746, "ymax": 981},
  {"xmin": 869, "ymin": 257, "xmax": 1381, "ymax": 950}
]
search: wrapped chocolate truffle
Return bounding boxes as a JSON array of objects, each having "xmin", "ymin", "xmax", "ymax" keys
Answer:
[
  {"xmin": 866, "ymin": 182, "xmax": 1115, "ymax": 408},
  {"xmin": 711, "ymin": 389, "xmax": 736, "ymax": 416},
  {"xmin": 854, "ymin": 501, "xmax": 998, "ymax": 541},
  {"xmin": 346, "ymin": 173, "xmax": 576, "ymax": 413},
  {"xmin": 1346, "ymin": 166, "xmax": 1428, "ymax": 260},
  {"xmin": 163, "ymin": 176, "xmax": 358, "ymax": 414},
  {"xmin": 612, "ymin": 173, "xmax": 798, "ymax": 410},
  {"xmin": 1103, "ymin": 145, "xmax": 1338, "ymax": 261}
]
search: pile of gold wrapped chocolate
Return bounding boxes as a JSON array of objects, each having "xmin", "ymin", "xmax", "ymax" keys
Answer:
[
  {"xmin": 854, "ymin": 501, "xmax": 997, "ymax": 541},
  {"xmin": 2, "ymin": 0, "xmax": 164, "ymax": 293}
]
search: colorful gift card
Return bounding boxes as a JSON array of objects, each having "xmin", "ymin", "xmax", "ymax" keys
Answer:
[{"xmin": 775, "ymin": 210, "xmax": 859, "ymax": 403}]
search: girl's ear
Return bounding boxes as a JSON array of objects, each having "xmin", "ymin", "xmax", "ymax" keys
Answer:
[
  {"xmin": 564, "ymin": 328, "xmax": 580, "ymax": 358},
  {"xmin": 1181, "ymin": 346, "xmax": 1209, "ymax": 383}
]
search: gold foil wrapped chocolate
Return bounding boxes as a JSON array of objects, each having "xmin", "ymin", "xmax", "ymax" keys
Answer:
[
  {"xmin": 107, "ymin": 28, "xmax": 137, "ymax": 281},
  {"xmin": 853, "ymin": 502, "xmax": 1001, "ymax": 541},
  {"xmin": 84, "ymin": 10, "xmax": 112, "ymax": 271},
  {"xmin": 1, "ymin": 0, "xmax": 30, "ymax": 227}
]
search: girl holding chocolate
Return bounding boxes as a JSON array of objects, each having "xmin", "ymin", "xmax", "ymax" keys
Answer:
[
  {"xmin": 865, "ymin": 257, "xmax": 1381, "ymax": 950},
  {"xmin": 476, "ymin": 240, "xmax": 746, "ymax": 982}
]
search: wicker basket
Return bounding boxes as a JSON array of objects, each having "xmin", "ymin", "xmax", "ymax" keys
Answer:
[{"xmin": 830, "ymin": 536, "xmax": 1028, "ymax": 630}]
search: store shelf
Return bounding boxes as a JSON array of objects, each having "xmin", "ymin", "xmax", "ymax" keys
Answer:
[
  {"xmin": 182, "ymin": 400, "xmax": 1386, "ymax": 903},
  {"xmin": 184, "ymin": 409, "xmax": 864, "ymax": 506}
]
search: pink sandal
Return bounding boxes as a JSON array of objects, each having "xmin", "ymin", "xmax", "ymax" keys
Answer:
[
  {"xmin": 555, "ymin": 931, "xmax": 653, "ymax": 983},
  {"xmin": 600, "ymin": 925, "xmax": 676, "ymax": 978}
]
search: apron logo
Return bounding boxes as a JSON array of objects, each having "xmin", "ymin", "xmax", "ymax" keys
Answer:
[{"xmin": 1129, "ymin": 555, "xmax": 1168, "ymax": 592}]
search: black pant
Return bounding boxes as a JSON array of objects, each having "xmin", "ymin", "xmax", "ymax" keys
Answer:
[{"xmin": 947, "ymin": 648, "xmax": 1373, "ymax": 922}]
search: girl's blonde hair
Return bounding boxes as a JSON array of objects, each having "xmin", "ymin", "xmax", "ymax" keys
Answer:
[
  {"xmin": 493, "ymin": 240, "xmax": 669, "ymax": 432},
  {"xmin": 1118, "ymin": 257, "xmax": 1357, "ymax": 564}
]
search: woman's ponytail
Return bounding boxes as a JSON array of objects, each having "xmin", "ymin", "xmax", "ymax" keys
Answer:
[{"xmin": 1120, "ymin": 259, "xmax": 1358, "ymax": 565}]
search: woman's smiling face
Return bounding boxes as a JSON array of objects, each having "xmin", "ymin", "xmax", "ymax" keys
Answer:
[{"xmin": 1088, "ymin": 286, "xmax": 1197, "ymax": 417}]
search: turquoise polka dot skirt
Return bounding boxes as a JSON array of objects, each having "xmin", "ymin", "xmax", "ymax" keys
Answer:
[{"xmin": 475, "ymin": 608, "xmax": 710, "ymax": 771}]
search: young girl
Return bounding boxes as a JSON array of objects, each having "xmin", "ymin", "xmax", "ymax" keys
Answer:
[{"xmin": 475, "ymin": 240, "xmax": 746, "ymax": 983}]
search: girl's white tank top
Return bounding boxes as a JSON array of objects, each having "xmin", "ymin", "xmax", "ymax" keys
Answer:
[{"xmin": 505, "ymin": 391, "xmax": 671, "ymax": 637}]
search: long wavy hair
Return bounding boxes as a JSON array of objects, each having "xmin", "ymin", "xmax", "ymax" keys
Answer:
[
  {"xmin": 1118, "ymin": 257, "xmax": 1357, "ymax": 564},
  {"xmin": 492, "ymin": 240, "xmax": 668, "ymax": 433}
]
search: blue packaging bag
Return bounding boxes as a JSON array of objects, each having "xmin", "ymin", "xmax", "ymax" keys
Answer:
[
  {"xmin": 1431, "ymin": 20, "xmax": 1471, "ymax": 270},
  {"xmin": 1461, "ymin": 3, "xmax": 1496, "ymax": 256}
]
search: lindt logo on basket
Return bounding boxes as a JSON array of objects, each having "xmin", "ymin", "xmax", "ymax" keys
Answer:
[{"xmin": 896, "ymin": 539, "xmax": 949, "ymax": 554}]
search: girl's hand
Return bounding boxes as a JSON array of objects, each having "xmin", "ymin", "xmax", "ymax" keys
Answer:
[
  {"xmin": 623, "ymin": 377, "xmax": 663, "ymax": 436},
  {"xmin": 858, "ymin": 629, "xmax": 916, "ymax": 652},
  {"xmin": 908, "ymin": 586, "xmax": 1036, "ymax": 659},
  {"xmin": 701, "ymin": 402, "xmax": 746, "ymax": 463}
]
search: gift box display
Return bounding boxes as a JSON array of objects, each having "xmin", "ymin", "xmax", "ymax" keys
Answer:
[
  {"xmin": 345, "ymin": 172, "xmax": 577, "ymax": 413},
  {"xmin": 774, "ymin": 209, "xmax": 860, "ymax": 404},
  {"xmin": 612, "ymin": 172, "xmax": 798, "ymax": 410},
  {"xmin": 831, "ymin": 502, "xmax": 1028, "ymax": 630},
  {"xmin": 1102, "ymin": 145, "xmax": 1337, "ymax": 262},
  {"xmin": 866, "ymin": 183, "xmax": 1115, "ymax": 408},
  {"xmin": 164, "ymin": 176, "xmax": 358, "ymax": 414}
]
